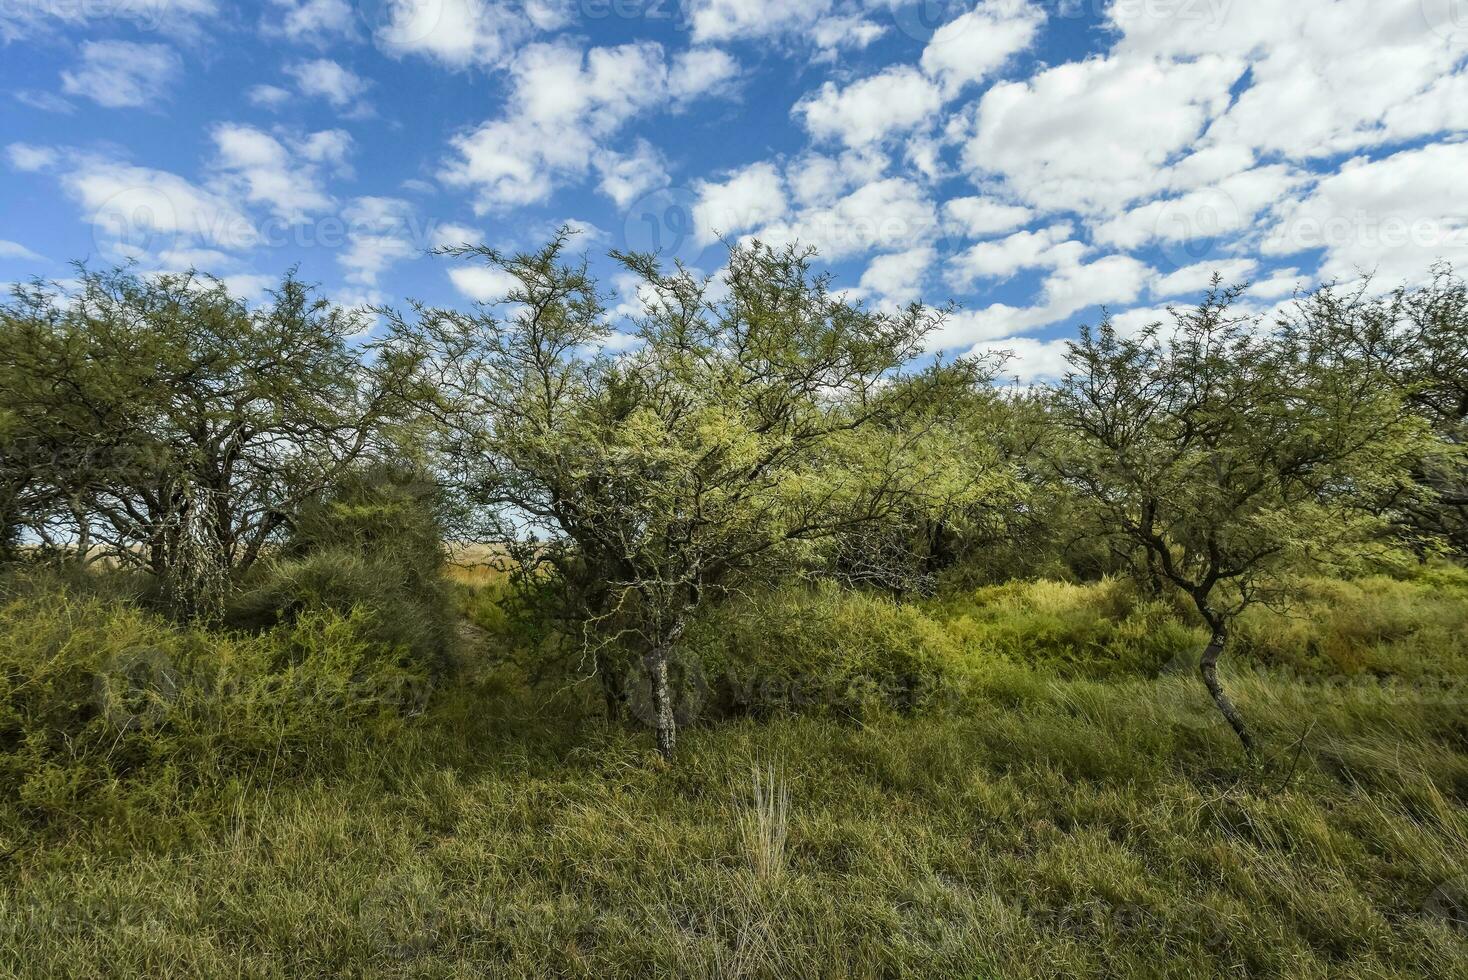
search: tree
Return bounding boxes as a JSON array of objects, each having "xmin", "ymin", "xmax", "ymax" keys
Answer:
[
  {"xmin": 0, "ymin": 268, "xmax": 415, "ymax": 615},
  {"xmin": 1050, "ymin": 280, "xmax": 1426, "ymax": 752},
  {"xmin": 391, "ymin": 233, "xmax": 997, "ymax": 758},
  {"xmin": 1281, "ymin": 265, "xmax": 1468, "ymax": 556}
]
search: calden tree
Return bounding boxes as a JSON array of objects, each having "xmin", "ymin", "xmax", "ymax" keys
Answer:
[
  {"xmin": 1050, "ymin": 280, "xmax": 1427, "ymax": 753},
  {"xmin": 0, "ymin": 268, "xmax": 416, "ymax": 617},
  {"xmin": 393, "ymin": 232, "xmax": 993, "ymax": 759}
]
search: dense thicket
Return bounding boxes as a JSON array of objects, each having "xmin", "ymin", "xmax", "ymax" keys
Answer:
[{"xmin": 1, "ymin": 246, "xmax": 1465, "ymax": 760}]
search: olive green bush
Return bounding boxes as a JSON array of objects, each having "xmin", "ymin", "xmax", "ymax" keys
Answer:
[{"xmin": 684, "ymin": 584, "xmax": 963, "ymax": 721}]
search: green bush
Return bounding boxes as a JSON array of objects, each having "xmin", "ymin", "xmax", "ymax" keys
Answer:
[
  {"xmin": 684, "ymin": 584, "xmax": 962, "ymax": 721},
  {"xmin": 0, "ymin": 587, "xmax": 431, "ymax": 826},
  {"xmin": 1232, "ymin": 568, "xmax": 1468, "ymax": 679},
  {"xmin": 935, "ymin": 577, "xmax": 1199, "ymax": 679},
  {"xmin": 230, "ymin": 465, "xmax": 457, "ymax": 675}
]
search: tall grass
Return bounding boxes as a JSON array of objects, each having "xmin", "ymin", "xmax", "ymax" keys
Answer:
[
  {"xmin": 741, "ymin": 762, "xmax": 791, "ymax": 882},
  {"xmin": 0, "ymin": 565, "xmax": 1464, "ymax": 976}
]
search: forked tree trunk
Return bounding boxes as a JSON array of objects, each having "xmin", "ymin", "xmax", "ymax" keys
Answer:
[{"xmin": 1198, "ymin": 617, "xmax": 1254, "ymax": 754}]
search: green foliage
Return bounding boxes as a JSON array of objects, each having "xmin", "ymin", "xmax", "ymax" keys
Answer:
[
  {"xmin": 1232, "ymin": 566, "xmax": 1468, "ymax": 678},
  {"xmin": 0, "ymin": 267, "xmax": 415, "ymax": 585},
  {"xmin": 230, "ymin": 466, "xmax": 457, "ymax": 675},
  {"xmin": 0, "ymin": 583, "xmax": 431, "ymax": 828},
  {"xmin": 937, "ymin": 577, "xmax": 1200, "ymax": 679},
  {"xmin": 394, "ymin": 233, "xmax": 1018, "ymax": 753},
  {"xmin": 0, "ymin": 621, "xmax": 1464, "ymax": 977},
  {"xmin": 685, "ymin": 584, "xmax": 962, "ymax": 720}
]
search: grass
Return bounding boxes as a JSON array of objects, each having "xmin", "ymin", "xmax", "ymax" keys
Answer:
[{"xmin": 0, "ymin": 571, "xmax": 1465, "ymax": 977}]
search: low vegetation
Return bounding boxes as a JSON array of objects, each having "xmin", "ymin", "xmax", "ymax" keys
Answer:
[{"xmin": 0, "ymin": 244, "xmax": 1464, "ymax": 976}]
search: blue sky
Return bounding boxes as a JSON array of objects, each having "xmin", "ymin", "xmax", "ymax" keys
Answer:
[{"xmin": 3, "ymin": 0, "xmax": 1467, "ymax": 379}]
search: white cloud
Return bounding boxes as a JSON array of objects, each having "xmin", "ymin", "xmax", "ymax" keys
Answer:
[
  {"xmin": 375, "ymin": 0, "xmax": 567, "ymax": 69},
  {"xmin": 265, "ymin": 0, "xmax": 356, "ymax": 44},
  {"xmin": 796, "ymin": 66, "xmax": 942, "ymax": 147},
  {"xmin": 758, "ymin": 177, "xmax": 938, "ymax": 261},
  {"xmin": 60, "ymin": 41, "xmax": 183, "ymax": 109},
  {"xmin": 1, "ymin": 0, "xmax": 215, "ymax": 42},
  {"xmin": 964, "ymin": 54, "xmax": 1243, "ymax": 215},
  {"xmin": 14, "ymin": 91, "xmax": 75, "ymax": 114},
  {"xmin": 858, "ymin": 246, "xmax": 935, "ymax": 306},
  {"xmin": 339, "ymin": 196, "xmax": 421, "ymax": 286},
  {"xmin": 430, "ymin": 222, "xmax": 485, "ymax": 249},
  {"xmin": 920, "ymin": 0, "xmax": 1044, "ymax": 96},
  {"xmin": 1262, "ymin": 143, "xmax": 1468, "ymax": 283},
  {"xmin": 935, "ymin": 251, "xmax": 1155, "ymax": 348},
  {"xmin": 693, "ymin": 162, "xmax": 789, "ymax": 246},
  {"xmin": 1091, "ymin": 165, "xmax": 1303, "ymax": 251},
  {"xmin": 669, "ymin": 48, "xmax": 741, "ymax": 103},
  {"xmin": 972, "ymin": 336, "xmax": 1073, "ymax": 383},
  {"xmin": 449, "ymin": 265, "xmax": 520, "ymax": 302},
  {"xmin": 443, "ymin": 40, "xmax": 731, "ymax": 211},
  {"xmin": 785, "ymin": 148, "xmax": 888, "ymax": 208},
  {"xmin": 286, "ymin": 59, "xmax": 371, "ymax": 112},
  {"xmin": 943, "ymin": 196, "xmax": 1034, "ymax": 239},
  {"xmin": 210, "ymin": 124, "xmax": 339, "ymax": 222},
  {"xmin": 248, "ymin": 85, "xmax": 294, "ymax": 109},
  {"xmin": 7, "ymin": 143, "xmax": 58, "ymax": 172},
  {"xmin": 595, "ymin": 139, "xmax": 670, "ymax": 208},
  {"xmin": 1113, "ymin": 0, "xmax": 1468, "ymax": 161},
  {"xmin": 947, "ymin": 224, "xmax": 1077, "ymax": 285},
  {"xmin": 689, "ymin": 0, "xmax": 818, "ymax": 41},
  {"xmin": 0, "ymin": 240, "xmax": 43, "ymax": 262},
  {"xmin": 61, "ymin": 158, "xmax": 260, "ymax": 254},
  {"xmin": 1150, "ymin": 258, "xmax": 1258, "ymax": 298}
]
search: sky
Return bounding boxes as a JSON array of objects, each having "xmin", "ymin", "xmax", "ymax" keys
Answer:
[{"xmin": 2, "ymin": 0, "xmax": 1467, "ymax": 380}]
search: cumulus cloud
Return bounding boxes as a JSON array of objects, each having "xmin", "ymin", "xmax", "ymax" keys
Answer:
[
  {"xmin": 796, "ymin": 66, "xmax": 942, "ymax": 147},
  {"xmin": 375, "ymin": 0, "xmax": 571, "ymax": 69},
  {"xmin": 920, "ymin": 0, "xmax": 1044, "ymax": 96},
  {"xmin": 442, "ymin": 40, "xmax": 736, "ymax": 211},
  {"xmin": 1262, "ymin": 143, "xmax": 1468, "ymax": 283},
  {"xmin": 963, "ymin": 54, "xmax": 1243, "ymax": 216},
  {"xmin": 693, "ymin": 162, "xmax": 789, "ymax": 247},
  {"xmin": 858, "ymin": 246, "xmax": 935, "ymax": 306},
  {"xmin": 210, "ymin": 124, "xmax": 345, "ymax": 222}
]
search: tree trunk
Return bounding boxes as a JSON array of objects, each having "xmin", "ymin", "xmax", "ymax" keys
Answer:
[
  {"xmin": 644, "ymin": 647, "xmax": 675, "ymax": 760},
  {"xmin": 1198, "ymin": 619, "xmax": 1254, "ymax": 754}
]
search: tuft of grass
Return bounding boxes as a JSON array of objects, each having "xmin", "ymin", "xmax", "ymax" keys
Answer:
[{"xmin": 740, "ymin": 762, "xmax": 791, "ymax": 882}]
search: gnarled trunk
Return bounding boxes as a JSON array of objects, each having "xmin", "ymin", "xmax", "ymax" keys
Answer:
[{"xmin": 1198, "ymin": 617, "xmax": 1254, "ymax": 754}]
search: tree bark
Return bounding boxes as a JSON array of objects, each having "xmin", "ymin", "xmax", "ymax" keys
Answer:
[
  {"xmin": 645, "ymin": 647, "xmax": 675, "ymax": 760},
  {"xmin": 1198, "ymin": 618, "xmax": 1254, "ymax": 754}
]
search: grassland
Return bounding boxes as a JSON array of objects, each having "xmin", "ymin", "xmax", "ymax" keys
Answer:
[{"xmin": 0, "ymin": 570, "xmax": 1465, "ymax": 978}]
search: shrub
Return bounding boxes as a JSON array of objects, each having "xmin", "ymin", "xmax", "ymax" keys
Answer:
[
  {"xmin": 935, "ymin": 578, "xmax": 1198, "ymax": 679},
  {"xmin": 230, "ymin": 465, "xmax": 457, "ymax": 675},
  {"xmin": 0, "ymin": 587, "xmax": 430, "ymax": 826},
  {"xmin": 684, "ymin": 584, "xmax": 962, "ymax": 721},
  {"xmin": 1232, "ymin": 569, "xmax": 1468, "ymax": 679}
]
